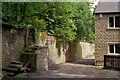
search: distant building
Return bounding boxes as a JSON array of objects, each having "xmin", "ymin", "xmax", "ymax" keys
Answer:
[{"xmin": 94, "ymin": 1, "xmax": 120, "ymax": 66}]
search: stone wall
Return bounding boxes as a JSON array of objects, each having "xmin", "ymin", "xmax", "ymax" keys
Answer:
[
  {"xmin": 79, "ymin": 42, "xmax": 95, "ymax": 59},
  {"xmin": 47, "ymin": 36, "xmax": 68, "ymax": 69},
  {"xmin": 2, "ymin": 24, "xmax": 26, "ymax": 67},
  {"xmin": 95, "ymin": 14, "xmax": 120, "ymax": 66},
  {"xmin": 47, "ymin": 35, "xmax": 95, "ymax": 65},
  {"xmin": 65, "ymin": 42, "xmax": 77, "ymax": 62},
  {"xmin": 36, "ymin": 31, "xmax": 47, "ymax": 47},
  {"xmin": 36, "ymin": 46, "xmax": 48, "ymax": 72},
  {"xmin": 66, "ymin": 41, "xmax": 95, "ymax": 62}
]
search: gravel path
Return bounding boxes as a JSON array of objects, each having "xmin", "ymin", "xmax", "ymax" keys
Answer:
[{"xmin": 26, "ymin": 63, "xmax": 119, "ymax": 78}]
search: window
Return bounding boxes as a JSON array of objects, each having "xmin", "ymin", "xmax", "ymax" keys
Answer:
[
  {"xmin": 108, "ymin": 43, "xmax": 120, "ymax": 54},
  {"xmin": 115, "ymin": 44, "xmax": 120, "ymax": 53},
  {"xmin": 109, "ymin": 16, "xmax": 120, "ymax": 28},
  {"xmin": 115, "ymin": 16, "xmax": 120, "ymax": 27},
  {"xmin": 109, "ymin": 17, "xmax": 114, "ymax": 27},
  {"xmin": 109, "ymin": 44, "xmax": 114, "ymax": 53}
]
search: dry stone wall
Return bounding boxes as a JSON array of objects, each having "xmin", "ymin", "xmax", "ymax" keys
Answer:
[{"xmin": 2, "ymin": 24, "xmax": 26, "ymax": 67}]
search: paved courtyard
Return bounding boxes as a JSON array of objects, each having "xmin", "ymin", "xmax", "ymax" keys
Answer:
[{"xmin": 26, "ymin": 63, "xmax": 119, "ymax": 78}]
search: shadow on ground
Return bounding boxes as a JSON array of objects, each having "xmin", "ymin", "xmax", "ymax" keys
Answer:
[
  {"xmin": 75, "ymin": 59, "xmax": 95, "ymax": 65},
  {"xmin": 25, "ymin": 62, "xmax": 118, "ymax": 78}
]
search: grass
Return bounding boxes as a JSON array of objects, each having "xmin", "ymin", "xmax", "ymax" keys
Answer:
[
  {"xmin": 2, "ymin": 71, "xmax": 27, "ymax": 78},
  {"xmin": 14, "ymin": 73, "xmax": 27, "ymax": 78},
  {"xmin": 2, "ymin": 71, "xmax": 7, "ymax": 77}
]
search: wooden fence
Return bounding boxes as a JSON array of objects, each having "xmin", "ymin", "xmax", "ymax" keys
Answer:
[{"xmin": 104, "ymin": 54, "xmax": 120, "ymax": 69}]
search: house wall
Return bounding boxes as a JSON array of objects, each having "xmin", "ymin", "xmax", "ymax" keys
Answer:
[
  {"xmin": 2, "ymin": 24, "xmax": 26, "ymax": 67},
  {"xmin": 95, "ymin": 14, "xmax": 120, "ymax": 66}
]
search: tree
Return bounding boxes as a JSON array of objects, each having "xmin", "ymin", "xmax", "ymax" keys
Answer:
[
  {"xmin": 71, "ymin": 2, "xmax": 95, "ymax": 43},
  {"xmin": 2, "ymin": 2, "xmax": 95, "ymax": 43}
]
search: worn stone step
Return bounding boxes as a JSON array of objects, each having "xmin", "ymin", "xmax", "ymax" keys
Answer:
[
  {"xmin": 10, "ymin": 61, "xmax": 23, "ymax": 65},
  {"xmin": 2, "ymin": 67, "xmax": 20, "ymax": 72},
  {"xmin": 8, "ymin": 64, "xmax": 23, "ymax": 68},
  {"xmin": 6, "ymin": 72, "xmax": 16, "ymax": 77}
]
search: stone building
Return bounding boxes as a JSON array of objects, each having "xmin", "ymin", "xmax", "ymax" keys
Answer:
[{"xmin": 94, "ymin": 1, "xmax": 120, "ymax": 66}]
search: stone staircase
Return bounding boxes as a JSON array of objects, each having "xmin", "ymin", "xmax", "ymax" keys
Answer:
[
  {"xmin": 2, "ymin": 61, "xmax": 23, "ymax": 77},
  {"xmin": 20, "ymin": 46, "xmax": 38, "ymax": 72},
  {"xmin": 2, "ymin": 46, "xmax": 38, "ymax": 77}
]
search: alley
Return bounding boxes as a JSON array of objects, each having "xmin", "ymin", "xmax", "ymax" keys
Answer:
[{"xmin": 26, "ymin": 63, "xmax": 119, "ymax": 78}]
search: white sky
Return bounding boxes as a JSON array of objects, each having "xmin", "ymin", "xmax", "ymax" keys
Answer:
[{"xmin": 92, "ymin": 0, "xmax": 99, "ymax": 5}]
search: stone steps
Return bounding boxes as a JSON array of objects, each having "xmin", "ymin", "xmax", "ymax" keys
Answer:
[
  {"xmin": 6, "ymin": 72, "xmax": 16, "ymax": 77},
  {"xmin": 3, "ymin": 46, "xmax": 39, "ymax": 77},
  {"xmin": 20, "ymin": 47, "xmax": 38, "ymax": 72},
  {"xmin": 2, "ymin": 61, "xmax": 24, "ymax": 77}
]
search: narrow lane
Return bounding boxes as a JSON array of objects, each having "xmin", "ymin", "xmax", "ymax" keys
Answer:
[{"xmin": 26, "ymin": 63, "xmax": 119, "ymax": 78}]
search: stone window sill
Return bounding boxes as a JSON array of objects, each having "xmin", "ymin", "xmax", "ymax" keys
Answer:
[
  {"xmin": 106, "ymin": 28, "xmax": 120, "ymax": 30},
  {"xmin": 106, "ymin": 53, "xmax": 120, "ymax": 56}
]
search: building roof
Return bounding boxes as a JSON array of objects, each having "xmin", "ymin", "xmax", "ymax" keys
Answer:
[{"xmin": 94, "ymin": 1, "xmax": 120, "ymax": 14}]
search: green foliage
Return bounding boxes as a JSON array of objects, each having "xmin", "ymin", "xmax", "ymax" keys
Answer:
[
  {"xmin": 2, "ymin": 2, "xmax": 95, "ymax": 43},
  {"xmin": 72, "ymin": 2, "xmax": 95, "ymax": 43},
  {"xmin": 54, "ymin": 18, "xmax": 77, "ymax": 42},
  {"xmin": 2, "ymin": 71, "xmax": 7, "ymax": 77},
  {"xmin": 14, "ymin": 73, "xmax": 26, "ymax": 78}
]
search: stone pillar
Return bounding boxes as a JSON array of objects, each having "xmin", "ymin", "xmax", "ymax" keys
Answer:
[{"xmin": 36, "ymin": 46, "xmax": 48, "ymax": 73}]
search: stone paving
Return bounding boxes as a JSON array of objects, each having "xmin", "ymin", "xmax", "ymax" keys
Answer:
[{"xmin": 26, "ymin": 63, "xmax": 119, "ymax": 78}]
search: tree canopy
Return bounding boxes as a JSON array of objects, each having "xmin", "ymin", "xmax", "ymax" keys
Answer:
[{"xmin": 2, "ymin": 2, "xmax": 95, "ymax": 43}]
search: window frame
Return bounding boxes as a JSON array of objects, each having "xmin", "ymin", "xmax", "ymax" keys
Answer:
[
  {"xmin": 108, "ymin": 16, "xmax": 120, "ymax": 29},
  {"xmin": 108, "ymin": 42, "xmax": 120, "ymax": 54}
]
